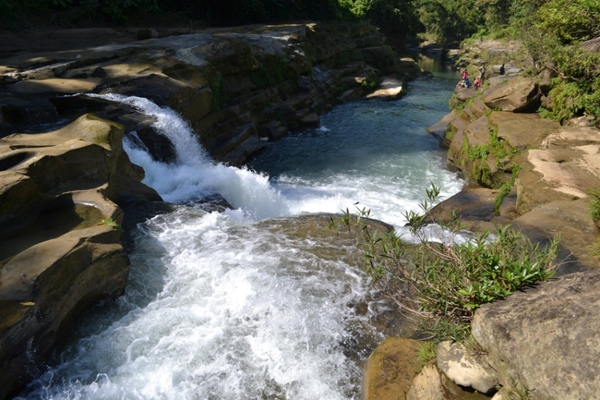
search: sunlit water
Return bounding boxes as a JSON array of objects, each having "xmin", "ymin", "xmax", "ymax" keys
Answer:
[{"xmin": 17, "ymin": 71, "xmax": 461, "ymax": 400}]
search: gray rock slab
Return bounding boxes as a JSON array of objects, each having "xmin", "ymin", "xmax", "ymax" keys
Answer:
[{"xmin": 472, "ymin": 268, "xmax": 600, "ymax": 400}]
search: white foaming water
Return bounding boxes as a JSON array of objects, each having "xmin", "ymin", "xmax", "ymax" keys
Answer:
[
  {"xmin": 20, "ymin": 76, "xmax": 463, "ymax": 399},
  {"xmin": 89, "ymin": 94, "xmax": 289, "ymax": 219},
  {"xmin": 20, "ymin": 209, "xmax": 376, "ymax": 400}
]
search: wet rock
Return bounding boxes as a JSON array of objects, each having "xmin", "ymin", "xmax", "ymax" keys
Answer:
[
  {"xmin": 0, "ymin": 97, "xmax": 59, "ymax": 133},
  {"xmin": 338, "ymin": 88, "xmax": 364, "ymax": 103},
  {"xmin": 483, "ymin": 77, "xmax": 541, "ymax": 112},
  {"xmin": 437, "ymin": 341, "xmax": 498, "ymax": 394},
  {"xmin": 363, "ymin": 337, "xmax": 423, "ymax": 400},
  {"xmin": 366, "ymin": 76, "xmax": 404, "ymax": 100},
  {"xmin": 428, "ymin": 187, "xmax": 498, "ymax": 232},
  {"xmin": 137, "ymin": 28, "xmax": 159, "ymax": 40},
  {"xmin": 427, "ymin": 111, "xmax": 457, "ymax": 147},
  {"xmin": 299, "ymin": 112, "xmax": 319, "ymax": 126},
  {"xmin": 472, "ymin": 268, "xmax": 600, "ymax": 400},
  {"xmin": 259, "ymin": 120, "xmax": 288, "ymax": 141}
]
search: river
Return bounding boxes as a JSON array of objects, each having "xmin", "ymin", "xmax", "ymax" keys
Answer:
[{"xmin": 17, "ymin": 67, "xmax": 462, "ymax": 400}]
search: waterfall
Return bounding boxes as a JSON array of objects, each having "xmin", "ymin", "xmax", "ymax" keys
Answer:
[{"xmin": 89, "ymin": 93, "xmax": 290, "ymax": 219}]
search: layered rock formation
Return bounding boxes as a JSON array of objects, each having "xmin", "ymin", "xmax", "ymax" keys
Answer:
[
  {"xmin": 0, "ymin": 23, "xmax": 419, "ymax": 399},
  {"xmin": 419, "ymin": 39, "xmax": 600, "ymax": 399},
  {"xmin": 429, "ymin": 68, "xmax": 600, "ymax": 272},
  {"xmin": 1, "ymin": 23, "xmax": 413, "ymax": 166},
  {"xmin": 0, "ymin": 114, "xmax": 160, "ymax": 399}
]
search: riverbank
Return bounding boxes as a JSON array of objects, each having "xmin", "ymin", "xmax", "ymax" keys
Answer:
[{"xmin": 364, "ymin": 38, "xmax": 600, "ymax": 400}]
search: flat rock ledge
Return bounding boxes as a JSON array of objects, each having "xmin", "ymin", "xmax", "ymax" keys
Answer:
[{"xmin": 0, "ymin": 114, "xmax": 160, "ymax": 400}]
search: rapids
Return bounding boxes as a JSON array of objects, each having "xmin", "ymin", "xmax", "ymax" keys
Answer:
[{"xmin": 17, "ymin": 69, "xmax": 462, "ymax": 400}]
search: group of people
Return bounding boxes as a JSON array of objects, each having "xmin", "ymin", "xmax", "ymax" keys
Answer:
[{"xmin": 456, "ymin": 64, "xmax": 488, "ymax": 89}]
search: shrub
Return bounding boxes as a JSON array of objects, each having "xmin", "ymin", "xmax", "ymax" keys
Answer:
[{"xmin": 331, "ymin": 183, "xmax": 559, "ymax": 341}]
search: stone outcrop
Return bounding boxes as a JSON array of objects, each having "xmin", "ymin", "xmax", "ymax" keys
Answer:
[
  {"xmin": 430, "ymin": 77, "xmax": 600, "ymax": 271},
  {"xmin": 363, "ymin": 337, "xmax": 423, "ymax": 400},
  {"xmin": 407, "ymin": 364, "xmax": 491, "ymax": 400},
  {"xmin": 482, "ymin": 77, "xmax": 541, "ymax": 112},
  {"xmin": 436, "ymin": 341, "xmax": 498, "ymax": 394},
  {"xmin": 0, "ymin": 115, "xmax": 160, "ymax": 399},
  {"xmin": 366, "ymin": 76, "xmax": 405, "ymax": 100},
  {"xmin": 422, "ymin": 38, "xmax": 600, "ymax": 400},
  {"xmin": 1, "ymin": 23, "xmax": 413, "ymax": 166},
  {"xmin": 472, "ymin": 268, "xmax": 600, "ymax": 400}
]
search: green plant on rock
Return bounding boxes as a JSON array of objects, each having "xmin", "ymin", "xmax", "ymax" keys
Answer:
[
  {"xmin": 494, "ymin": 165, "xmax": 522, "ymax": 215},
  {"xmin": 417, "ymin": 341, "xmax": 438, "ymax": 366},
  {"xmin": 331, "ymin": 183, "xmax": 559, "ymax": 342},
  {"xmin": 362, "ymin": 70, "xmax": 381, "ymax": 91},
  {"xmin": 204, "ymin": 66, "xmax": 227, "ymax": 110},
  {"xmin": 102, "ymin": 217, "xmax": 124, "ymax": 232},
  {"xmin": 588, "ymin": 188, "xmax": 600, "ymax": 221}
]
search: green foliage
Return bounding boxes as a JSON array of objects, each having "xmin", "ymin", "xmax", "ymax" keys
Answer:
[
  {"xmin": 416, "ymin": 0, "xmax": 483, "ymax": 44},
  {"xmin": 331, "ymin": 184, "xmax": 559, "ymax": 342},
  {"xmin": 588, "ymin": 188, "xmax": 600, "ymax": 221},
  {"xmin": 204, "ymin": 67, "xmax": 227, "ymax": 110},
  {"xmin": 102, "ymin": 217, "xmax": 124, "ymax": 232},
  {"xmin": 250, "ymin": 55, "xmax": 298, "ymax": 89},
  {"xmin": 361, "ymin": 70, "xmax": 381, "ymax": 91},
  {"xmin": 417, "ymin": 341, "xmax": 438, "ymax": 365},
  {"xmin": 465, "ymin": 144, "xmax": 489, "ymax": 161},
  {"xmin": 338, "ymin": 0, "xmax": 424, "ymax": 44},
  {"xmin": 534, "ymin": 0, "xmax": 600, "ymax": 44},
  {"xmin": 494, "ymin": 165, "xmax": 522, "ymax": 214}
]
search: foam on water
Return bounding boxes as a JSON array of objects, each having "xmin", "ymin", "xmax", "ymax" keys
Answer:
[
  {"xmin": 19, "ymin": 74, "xmax": 463, "ymax": 399},
  {"xmin": 20, "ymin": 209, "xmax": 376, "ymax": 400},
  {"xmin": 89, "ymin": 94, "xmax": 289, "ymax": 220}
]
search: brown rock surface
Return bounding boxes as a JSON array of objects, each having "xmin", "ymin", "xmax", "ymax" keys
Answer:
[
  {"xmin": 490, "ymin": 111, "xmax": 560, "ymax": 150},
  {"xmin": 483, "ymin": 77, "xmax": 541, "ymax": 113},
  {"xmin": 472, "ymin": 268, "xmax": 600, "ymax": 400},
  {"xmin": 0, "ymin": 115, "xmax": 160, "ymax": 400},
  {"xmin": 363, "ymin": 337, "xmax": 423, "ymax": 400}
]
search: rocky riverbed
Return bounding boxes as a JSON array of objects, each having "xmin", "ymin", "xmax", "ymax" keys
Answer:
[
  {"xmin": 2, "ymin": 25, "xmax": 599, "ymax": 400},
  {"xmin": 363, "ymin": 38, "xmax": 600, "ymax": 400},
  {"xmin": 0, "ymin": 22, "xmax": 421, "ymax": 399}
]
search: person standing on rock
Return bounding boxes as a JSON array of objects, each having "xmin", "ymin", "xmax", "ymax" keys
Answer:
[
  {"xmin": 478, "ymin": 64, "xmax": 487, "ymax": 83},
  {"xmin": 499, "ymin": 64, "xmax": 505, "ymax": 75}
]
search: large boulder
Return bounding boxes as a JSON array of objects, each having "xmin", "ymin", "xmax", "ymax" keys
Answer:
[
  {"xmin": 0, "ymin": 115, "xmax": 160, "ymax": 399},
  {"xmin": 472, "ymin": 268, "xmax": 600, "ymax": 400},
  {"xmin": 483, "ymin": 77, "xmax": 541, "ymax": 112},
  {"xmin": 511, "ymin": 199, "xmax": 598, "ymax": 273}
]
